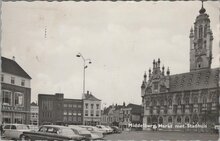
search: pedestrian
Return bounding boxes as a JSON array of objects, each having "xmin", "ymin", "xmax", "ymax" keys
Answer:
[{"xmin": 0, "ymin": 122, "xmax": 4, "ymax": 136}]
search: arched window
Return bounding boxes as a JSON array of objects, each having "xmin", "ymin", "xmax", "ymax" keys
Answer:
[
  {"xmin": 177, "ymin": 116, "xmax": 181, "ymax": 123},
  {"xmin": 168, "ymin": 116, "xmax": 172, "ymax": 123},
  {"xmin": 185, "ymin": 97, "xmax": 189, "ymax": 105},
  {"xmin": 160, "ymin": 99, "xmax": 164, "ymax": 106},
  {"xmin": 203, "ymin": 96, "xmax": 207, "ymax": 103},
  {"xmin": 147, "ymin": 117, "xmax": 151, "ymax": 124},
  {"xmin": 193, "ymin": 96, "xmax": 198, "ymax": 104},
  {"xmin": 152, "ymin": 99, "xmax": 157, "ymax": 106},
  {"xmin": 177, "ymin": 97, "xmax": 181, "ymax": 105},
  {"xmin": 159, "ymin": 117, "xmax": 163, "ymax": 124},
  {"xmin": 168, "ymin": 99, "xmax": 172, "ymax": 106},
  {"xmin": 185, "ymin": 116, "xmax": 190, "ymax": 123}
]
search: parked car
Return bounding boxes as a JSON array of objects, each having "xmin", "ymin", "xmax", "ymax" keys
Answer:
[
  {"xmin": 69, "ymin": 125, "xmax": 103, "ymax": 140},
  {"xmin": 110, "ymin": 126, "xmax": 122, "ymax": 133},
  {"xmin": 96, "ymin": 125, "xmax": 112, "ymax": 134},
  {"xmin": 80, "ymin": 125, "xmax": 104, "ymax": 138},
  {"xmin": 105, "ymin": 126, "xmax": 114, "ymax": 133},
  {"xmin": 22, "ymin": 125, "xmax": 85, "ymax": 141},
  {"xmin": 3, "ymin": 124, "xmax": 31, "ymax": 140}
]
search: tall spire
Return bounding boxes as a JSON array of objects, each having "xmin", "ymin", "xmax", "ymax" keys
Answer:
[{"xmin": 199, "ymin": 0, "xmax": 206, "ymax": 14}]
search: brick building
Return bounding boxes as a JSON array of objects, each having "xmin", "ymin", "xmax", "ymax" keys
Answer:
[
  {"xmin": 38, "ymin": 93, "xmax": 83, "ymax": 125},
  {"xmin": 141, "ymin": 4, "xmax": 219, "ymax": 130},
  {"xmin": 1, "ymin": 57, "xmax": 31, "ymax": 124}
]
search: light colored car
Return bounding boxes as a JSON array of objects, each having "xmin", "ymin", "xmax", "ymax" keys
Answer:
[
  {"xmin": 3, "ymin": 124, "xmax": 31, "ymax": 140},
  {"xmin": 105, "ymin": 126, "xmax": 114, "ymax": 133},
  {"xmin": 80, "ymin": 125, "xmax": 104, "ymax": 138},
  {"xmin": 69, "ymin": 125, "xmax": 103, "ymax": 140},
  {"xmin": 96, "ymin": 125, "xmax": 111, "ymax": 134}
]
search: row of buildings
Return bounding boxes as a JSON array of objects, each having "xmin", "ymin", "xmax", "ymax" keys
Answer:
[
  {"xmin": 141, "ymin": 3, "xmax": 219, "ymax": 130},
  {"xmin": 0, "ymin": 56, "xmax": 102, "ymax": 126},
  {"xmin": 101, "ymin": 103, "xmax": 143, "ymax": 129}
]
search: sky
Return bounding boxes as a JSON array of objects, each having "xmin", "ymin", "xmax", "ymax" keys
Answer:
[{"xmin": 1, "ymin": 1, "xmax": 219, "ymax": 108}]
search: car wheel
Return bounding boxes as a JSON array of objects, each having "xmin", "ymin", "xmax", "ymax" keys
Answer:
[
  {"xmin": 20, "ymin": 134, "xmax": 26, "ymax": 141},
  {"xmin": 20, "ymin": 134, "xmax": 31, "ymax": 141}
]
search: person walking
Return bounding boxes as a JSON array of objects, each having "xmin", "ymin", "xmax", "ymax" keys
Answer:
[{"xmin": 0, "ymin": 122, "xmax": 4, "ymax": 136}]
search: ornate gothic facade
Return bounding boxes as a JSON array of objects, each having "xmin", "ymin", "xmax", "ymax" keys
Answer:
[{"xmin": 141, "ymin": 4, "xmax": 219, "ymax": 129}]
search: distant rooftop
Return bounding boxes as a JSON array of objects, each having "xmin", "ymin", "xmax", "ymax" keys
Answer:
[
  {"xmin": 2, "ymin": 56, "xmax": 31, "ymax": 79},
  {"xmin": 84, "ymin": 91, "xmax": 101, "ymax": 101}
]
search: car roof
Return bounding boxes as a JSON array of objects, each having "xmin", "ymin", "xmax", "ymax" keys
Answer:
[
  {"xmin": 4, "ymin": 124, "xmax": 27, "ymax": 126},
  {"xmin": 41, "ymin": 125, "xmax": 70, "ymax": 129}
]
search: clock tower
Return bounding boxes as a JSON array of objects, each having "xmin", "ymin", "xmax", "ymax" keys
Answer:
[{"xmin": 190, "ymin": 1, "xmax": 213, "ymax": 71}]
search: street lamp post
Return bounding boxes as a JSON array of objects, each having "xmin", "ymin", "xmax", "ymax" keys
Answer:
[{"xmin": 76, "ymin": 53, "xmax": 92, "ymax": 98}]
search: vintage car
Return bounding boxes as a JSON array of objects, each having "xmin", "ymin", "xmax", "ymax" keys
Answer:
[
  {"xmin": 110, "ymin": 126, "xmax": 122, "ymax": 133},
  {"xmin": 22, "ymin": 125, "xmax": 85, "ymax": 141},
  {"xmin": 68, "ymin": 125, "xmax": 103, "ymax": 140},
  {"xmin": 3, "ymin": 124, "xmax": 31, "ymax": 140},
  {"xmin": 80, "ymin": 125, "xmax": 104, "ymax": 138},
  {"xmin": 96, "ymin": 125, "xmax": 112, "ymax": 134}
]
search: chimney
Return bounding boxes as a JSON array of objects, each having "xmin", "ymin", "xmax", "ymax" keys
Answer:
[{"xmin": 12, "ymin": 56, "xmax": 15, "ymax": 61}]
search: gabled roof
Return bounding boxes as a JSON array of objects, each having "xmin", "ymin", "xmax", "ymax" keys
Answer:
[
  {"xmin": 31, "ymin": 102, "xmax": 38, "ymax": 106},
  {"xmin": 84, "ymin": 93, "xmax": 101, "ymax": 101},
  {"xmin": 1, "ymin": 57, "xmax": 31, "ymax": 79},
  {"xmin": 169, "ymin": 68, "xmax": 219, "ymax": 92}
]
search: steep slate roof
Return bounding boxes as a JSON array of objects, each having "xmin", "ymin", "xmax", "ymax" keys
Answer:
[
  {"xmin": 103, "ymin": 106, "xmax": 112, "ymax": 115},
  {"xmin": 84, "ymin": 93, "xmax": 101, "ymax": 101},
  {"xmin": 169, "ymin": 68, "xmax": 219, "ymax": 92},
  {"xmin": 2, "ymin": 57, "xmax": 31, "ymax": 79},
  {"xmin": 126, "ymin": 103, "xmax": 143, "ymax": 114}
]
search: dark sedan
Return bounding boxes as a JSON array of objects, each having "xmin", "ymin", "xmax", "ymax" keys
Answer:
[
  {"xmin": 110, "ymin": 126, "xmax": 122, "ymax": 134},
  {"xmin": 21, "ymin": 125, "xmax": 85, "ymax": 141}
]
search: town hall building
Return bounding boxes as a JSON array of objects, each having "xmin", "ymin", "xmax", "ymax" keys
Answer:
[{"xmin": 141, "ymin": 3, "xmax": 219, "ymax": 130}]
